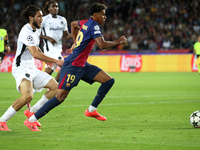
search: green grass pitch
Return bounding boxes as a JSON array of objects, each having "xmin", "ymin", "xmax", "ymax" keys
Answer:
[{"xmin": 0, "ymin": 72, "xmax": 200, "ymax": 150}]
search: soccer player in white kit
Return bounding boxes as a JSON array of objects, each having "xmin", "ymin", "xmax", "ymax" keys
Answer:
[
  {"xmin": 40, "ymin": 0, "xmax": 71, "ymax": 82},
  {"xmin": 0, "ymin": 5, "xmax": 64, "ymax": 131}
]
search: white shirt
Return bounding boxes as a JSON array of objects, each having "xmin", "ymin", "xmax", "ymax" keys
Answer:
[
  {"xmin": 12, "ymin": 23, "xmax": 41, "ymax": 68},
  {"xmin": 41, "ymin": 14, "xmax": 68, "ymax": 53}
]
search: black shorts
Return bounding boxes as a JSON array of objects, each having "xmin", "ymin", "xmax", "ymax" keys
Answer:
[{"xmin": 0, "ymin": 52, "xmax": 5, "ymax": 61}]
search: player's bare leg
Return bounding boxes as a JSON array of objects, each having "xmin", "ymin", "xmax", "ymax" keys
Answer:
[
  {"xmin": 26, "ymin": 66, "xmax": 54, "ymax": 108},
  {"xmin": 0, "ymin": 79, "xmax": 33, "ymax": 131},
  {"xmin": 55, "ymin": 69, "xmax": 61, "ymax": 82},
  {"xmin": 12, "ymin": 79, "xmax": 33, "ymax": 111},
  {"xmin": 93, "ymin": 70, "xmax": 112, "ymax": 83}
]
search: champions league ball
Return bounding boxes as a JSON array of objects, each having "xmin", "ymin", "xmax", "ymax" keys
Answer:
[{"xmin": 189, "ymin": 111, "xmax": 200, "ymax": 128}]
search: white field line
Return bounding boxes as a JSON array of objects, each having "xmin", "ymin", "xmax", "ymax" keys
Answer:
[
  {"xmin": 0, "ymin": 94, "xmax": 199, "ymax": 104},
  {"xmin": 0, "ymin": 94, "xmax": 166, "ymax": 104},
  {"xmin": 1, "ymin": 93, "xmax": 199, "ymax": 104},
  {"xmin": 59, "ymin": 99, "xmax": 200, "ymax": 108},
  {"xmin": 0, "ymin": 94, "xmax": 200, "ymax": 111}
]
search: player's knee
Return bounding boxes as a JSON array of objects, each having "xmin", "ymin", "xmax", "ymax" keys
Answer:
[
  {"xmin": 55, "ymin": 90, "xmax": 69, "ymax": 102},
  {"xmin": 109, "ymin": 78, "xmax": 115, "ymax": 86},
  {"xmin": 102, "ymin": 78, "xmax": 115, "ymax": 90},
  {"xmin": 21, "ymin": 94, "xmax": 33, "ymax": 104},
  {"xmin": 47, "ymin": 79, "xmax": 58, "ymax": 90},
  {"xmin": 26, "ymin": 95, "xmax": 33, "ymax": 102},
  {"xmin": 102, "ymin": 78, "xmax": 115, "ymax": 87},
  {"xmin": 97, "ymin": 78, "xmax": 115, "ymax": 97},
  {"xmin": 52, "ymin": 82, "xmax": 58, "ymax": 90}
]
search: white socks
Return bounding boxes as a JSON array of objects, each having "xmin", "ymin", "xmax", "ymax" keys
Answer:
[
  {"xmin": 0, "ymin": 95, "xmax": 48, "ymax": 122},
  {"xmin": 0, "ymin": 106, "xmax": 17, "ymax": 122},
  {"xmin": 30, "ymin": 95, "xmax": 48, "ymax": 113},
  {"xmin": 88, "ymin": 105, "xmax": 97, "ymax": 112},
  {"xmin": 33, "ymin": 89, "xmax": 37, "ymax": 94},
  {"xmin": 29, "ymin": 115, "xmax": 37, "ymax": 122}
]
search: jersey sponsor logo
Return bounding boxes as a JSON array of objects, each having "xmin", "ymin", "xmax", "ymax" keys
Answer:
[
  {"xmin": 120, "ymin": 55, "xmax": 142, "ymax": 72},
  {"xmin": 27, "ymin": 35, "xmax": 33, "ymax": 42},
  {"xmin": 94, "ymin": 31, "xmax": 101, "ymax": 34},
  {"xmin": 49, "ymin": 27, "xmax": 64, "ymax": 31},
  {"xmin": 94, "ymin": 25, "xmax": 100, "ymax": 31}
]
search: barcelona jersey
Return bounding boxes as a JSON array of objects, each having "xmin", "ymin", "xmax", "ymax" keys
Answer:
[{"xmin": 64, "ymin": 18, "xmax": 102, "ymax": 67}]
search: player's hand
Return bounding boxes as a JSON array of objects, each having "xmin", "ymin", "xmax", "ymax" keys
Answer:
[
  {"xmin": 117, "ymin": 36, "xmax": 127, "ymax": 45},
  {"xmin": 45, "ymin": 62, "xmax": 55, "ymax": 68},
  {"xmin": 5, "ymin": 45, "xmax": 11, "ymax": 52},
  {"xmin": 55, "ymin": 59, "xmax": 64, "ymax": 67},
  {"xmin": 48, "ymin": 37, "xmax": 57, "ymax": 45},
  {"xmin": 66, "ymin": 44, "xmax": 75, "ymax": 54},
  {"xmin": 66, "ymin": 48, "xmax": 73, "ymax": 54}
]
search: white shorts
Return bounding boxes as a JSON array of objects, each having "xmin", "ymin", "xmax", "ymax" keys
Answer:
[
  {"xmin": 12, "ymin": 66, "xmax": 53, "ymax": 92},
  {"xmin": 44, "ymin": 50, "xmax": 63, "ymax": 71}
]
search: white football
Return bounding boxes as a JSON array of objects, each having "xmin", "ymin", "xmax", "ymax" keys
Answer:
[{"xmin": 190, "ymin": 111, "xmax": 200, "ymax": 128}]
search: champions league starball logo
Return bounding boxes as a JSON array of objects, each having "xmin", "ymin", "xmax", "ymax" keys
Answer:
[
  {"xmin": 27, "ymin": 35, "xmax": 33, "ymax": 42},
  {"xmin": 94, "ymin": 25, "xmax": 100, "ymax": 31}
]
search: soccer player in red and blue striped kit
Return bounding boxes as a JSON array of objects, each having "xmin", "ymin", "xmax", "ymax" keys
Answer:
[{"xmin": 24, "ymin": 2, "xmax": 127, "ymax": 131}]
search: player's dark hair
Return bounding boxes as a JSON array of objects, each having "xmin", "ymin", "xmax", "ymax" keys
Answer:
[
  {"xmin": 43, "ymin": 0, "xmax": 57, "ymax": 15},
  {"xmin": 89, "ymin": 3, "xmax": 107, "ymax": 16},
  {"xmin": 21, "ymin": 5, "xmax": 41, "ymax": 23}
]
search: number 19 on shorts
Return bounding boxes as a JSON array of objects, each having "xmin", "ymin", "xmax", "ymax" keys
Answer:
[{"xmin": 66, "ymin": 74, "xmax": 76, "ymax": 87}]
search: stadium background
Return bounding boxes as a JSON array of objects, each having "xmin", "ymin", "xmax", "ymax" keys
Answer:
[
  {"xmin": 0, "ymin": 0, "xmax": 199, "ymax": 72},
  {"xmin": 1, "ymin": 1, "xmax": 200, "ymax": 149}
]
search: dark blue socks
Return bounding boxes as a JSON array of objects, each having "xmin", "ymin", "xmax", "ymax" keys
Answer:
[
  {"xmin": 34, "ymin": 78, "xmax": 115, "ymax": 120},
  {"xmin": 34, "ymin": 96, "xmax": 61, "ymax": 120},
  {"xmin": 91, "ymin": 78, "xmax": 115, "ymax": 107}
]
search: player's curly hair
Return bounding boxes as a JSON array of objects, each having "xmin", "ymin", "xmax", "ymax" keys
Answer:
[
  {"xmin": 89, "ymin": 3, "xmax": 107, "ymax": 16},
  {"xmin": 21, "ymin": 5, "xmax": 41, "ymax": 23},
  {"xmin": 43, "ymin": 0, "xmax": 57, "ymax": 15}
]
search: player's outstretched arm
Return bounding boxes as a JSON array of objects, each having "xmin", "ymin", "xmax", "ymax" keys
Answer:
[
  {"xmin": 95, "ymin": 36, "xmax": 127, "ymax": 49},
  {"xmin": 27, "ymin": 46, "xmax": 64, "ymax": 66}
]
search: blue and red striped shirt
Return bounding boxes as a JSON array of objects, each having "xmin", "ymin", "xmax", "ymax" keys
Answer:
[{"xmin": 64, "ymin": 18, "xmax": 102, "ymax": 67}]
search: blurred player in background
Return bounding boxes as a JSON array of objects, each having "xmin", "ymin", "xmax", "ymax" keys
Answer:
[
  {"xmin": 194, "ymin": 36, "xmax": 200, "ymax": 73},
  {"xmin": 0, "ymin": 28, "xmax": 11, "ymax": 64},
  {"xmin": 40, "ymin": 0, "xmax": 71, "ymax": 82},
  {"xmin": 0, "ymin": 5, "xmax": 64, "ymax": 131},
  {"xmin": 25, "ymin": 2, "xmax": 127, "ymax": 131}
]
